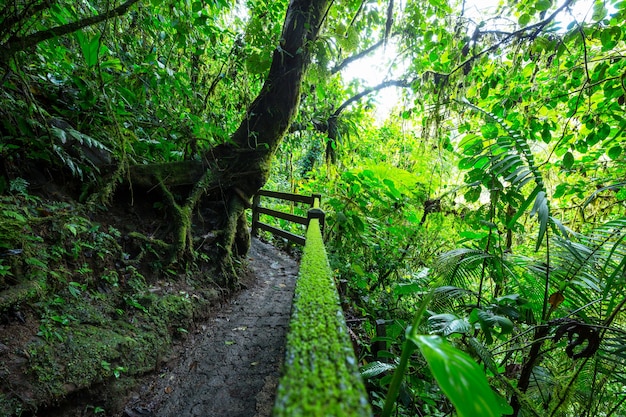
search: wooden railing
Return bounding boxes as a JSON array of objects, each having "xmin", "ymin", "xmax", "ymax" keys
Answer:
[
  {"xmin": 251, "ymin": 190, "xmax": 324, "ymax": 245},
  {"xmin": 273, "ymin": 204, "xmax": 372, "ymax": 417},
  {"xmin": 254, "ymin": 189, "xmax": 371, "ymax": 416}
]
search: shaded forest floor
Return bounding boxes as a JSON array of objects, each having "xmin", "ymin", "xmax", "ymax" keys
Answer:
[
  {"xmin": 34, "ymin": 238, "xmax": 298, "ymax": 417},
  {"xmin": 0, "ymin": 178, "xmax": 300, "ymax": 416},
  {"xmin": 117, "ymin": 238, "xmax": 298, "ymax": 417}
]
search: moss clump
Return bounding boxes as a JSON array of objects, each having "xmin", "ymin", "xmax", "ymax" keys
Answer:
[{"xmin": 273, "ymin": 218, "xmax": 372, "ymax": 417}]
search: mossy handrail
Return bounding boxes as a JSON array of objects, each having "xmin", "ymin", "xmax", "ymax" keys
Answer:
[{"xmin": 273, "ymin": 197, "xmax": 372, "ymax": 416}]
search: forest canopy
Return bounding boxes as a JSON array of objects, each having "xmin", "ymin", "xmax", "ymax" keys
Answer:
[{"xmin": 1, "ymin": 0, "xmax": 626, "ymax": 415}]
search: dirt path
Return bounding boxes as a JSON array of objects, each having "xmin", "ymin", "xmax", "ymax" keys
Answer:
[{"xmin": 121, "ymin": 238, "xmax": 299, "ymax": 417}]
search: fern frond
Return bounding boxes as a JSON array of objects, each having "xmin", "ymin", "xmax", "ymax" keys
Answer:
[
  {"xmin": 428, "ymin": 313, "xmax": 471, "ymax": 336},
  {"xmin": 458, "ymin": 98, "xmax": 550, "ymax": 250},
  {"xmin": 434, "ymin": 248, "xmax": 493, "ymax": 289},
  {"xmin": 67, "ymin": 128, "xmax": 111, "ymax": 152},
  {"xmin": 459, "ymin": 97, "xmax": 544, "ymax": 191},
  {"xmin": 360, "ymin": 361, "xmax": 396, "ymax": 379},
  {"xmin": 550, "ymin": 218, "xmax": 626, "ymax": 316},
  {"xmin": 53, "ymin": 144, "xmax": 83, "ymax": 179},
  {"xmin": 467, "ymin": 336, "xmax": 499, "ymax": 375}
]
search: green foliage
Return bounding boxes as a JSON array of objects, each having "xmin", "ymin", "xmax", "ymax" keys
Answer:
[
  {"xmin": 0, "ymin": 0, "xmax": 259, "ymax": 201},
  {"xmin": 268, "ymin": 0, "xmax": 626, "ymax": 415},
  {"xmin": 412, "ymin": 335, "xmax": 507, "ymax": 417},
  {"xmin": 0, "ymin": 185, "xmax": 218, "ymax": 414},
  {"xmin": 2, "ymin": 0, "xmax": 626, "ymax": 414}
]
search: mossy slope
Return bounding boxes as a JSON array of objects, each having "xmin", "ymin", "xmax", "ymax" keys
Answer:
[{"xmin": 0, "ymin": 194, "xmax": 218, "ymax": 416}]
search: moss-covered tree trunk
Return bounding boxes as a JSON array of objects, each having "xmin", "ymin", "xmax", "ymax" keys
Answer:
[
  {"xmin": 206, "ymin": 0, "xmax": 330, "ymax": 283},
  {"xmin": 124, "ymin": 0, "xmax": 329, "ymax": 285}
]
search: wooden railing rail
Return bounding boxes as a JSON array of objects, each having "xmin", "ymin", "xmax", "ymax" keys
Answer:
[
  {"xmin": 273, "ymin": 209, "xmax": 372, "ymax": 416},
  {"xmin": 251, "ymin": 190, "xmax": 324, "ymax": 245}
]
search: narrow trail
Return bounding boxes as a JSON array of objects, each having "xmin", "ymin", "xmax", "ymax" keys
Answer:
[{"xmin": 122, "ymin": 238, "xmax": 299, "ymax": 417}]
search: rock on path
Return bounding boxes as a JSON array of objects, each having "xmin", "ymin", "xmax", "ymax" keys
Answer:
[{"xmin": 124, "ymin": 238, "xmax": 298, "ymax": 417}]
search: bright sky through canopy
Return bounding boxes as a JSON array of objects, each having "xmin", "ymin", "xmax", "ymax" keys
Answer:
[{"xmin": 341, "ymin": 0, "xmax": 601, "ymax": 121}]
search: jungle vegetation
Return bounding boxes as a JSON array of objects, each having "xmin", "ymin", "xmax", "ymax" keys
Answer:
[{"xmin": 1, "ymin": 0, "xmax": 625, "ymax": 415}]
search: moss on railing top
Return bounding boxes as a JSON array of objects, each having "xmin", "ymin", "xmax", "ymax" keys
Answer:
[{"xmin": 273, "ymin": 217, "xmax": 372, "ymax": 417}]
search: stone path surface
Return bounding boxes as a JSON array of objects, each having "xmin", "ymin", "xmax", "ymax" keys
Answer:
[{"xmin": 122, "ymin": 238, "xmax": 298, "ymax": 417}]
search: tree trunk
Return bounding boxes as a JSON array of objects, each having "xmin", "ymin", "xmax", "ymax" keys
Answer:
[
  {"xmin": 120, "ymin": 0, "xmax": 329, "ymax": 286},
  {"xmin": 216, "ymin": 0, "xmax": 329, "ymax": 192},
  {"xmin": 205, "ymin": 0, "xmax": 330, "ymax": 283}
]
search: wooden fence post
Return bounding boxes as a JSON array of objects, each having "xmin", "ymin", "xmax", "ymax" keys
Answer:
[
  {"xmin": 310, "ymin": 193, "xmax": 324, "ymax": 233},
  {"xmin": 372, "ymin": 319, "xmax": 387, "ymax": 359},
  {"xmin": 307, "ymin": 207, "xmax": 325, "ymax": 233},
  {"xmin": 251, "ymin": 194, "xmax": 261, "ymax": 237}
]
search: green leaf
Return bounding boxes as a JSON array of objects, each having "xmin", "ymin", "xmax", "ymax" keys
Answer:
[
  {"xmin": 394, "ymin": 282, "xmax": 421, "ymax": 295},
  {"xmin": 360, "ymin": 361, "xmax": 396, "ymax": 379},
  {"xmin": 100, "ymin": 59, "xmax": 123, "ymax": 71},
  {"xmin": 383, "ymin": 179, "xmax": 402, "ymax": 199},
  {"xmin": 481, "ymin": 123, "xmax": 499, "ymax": 139},
  {"xmin": 351, "ymin": 263, "xmax": 365, "ymax": 276},
  {"xmin": 464, "ymin": 187, "xmax": 481, "ymax": 203},
  {"xmin": 608, "ymin": 146, "xmax": 622, "ymax": 159},
  {"xmin": 562, "ymin": 151, "xmax": 574, "ymax": 169},
  {"xmin": 592, "ymin": 2, "xmax": 608, "ymax": 21},
  {"xmin": 470, "ymin": 308, "xmax": 514, "ymax": 343},
  {"xmin": 26, "ymin": 257, "xmax": 48, "ymax": 269},
  {"xmin": 535, "ymin": 0, "xmax": 551, "ymax": 11},
  {"xmin": 596, "ymin": 123, "xmax": 611, "ymax": 141},
  {"xmin": 458, "ymin": 157, "xmax": 474, "ymax": 170},
  {"xmin": 474, "ymin": 156, "xmax": 490, "ymax": 169},
  {"xmin": 78, "ymin": 32, "xmax": 101, "ymax": 68},
  {"xmin": 411, "ymin": 335, "xmax": 503, "ymax": 417},
  {"xmin": 506, "ymin": 185, "xmax": 541, "ymax": 229},
  {"xmin": 530, "ymin": 191, "xmax": 549, "ymax": 251},
  {"xmin": 429, "ymin": 314, "xmax": 471, "ymax": 336},
  {"xmin": 480, "ymin": 84, "xmax": 490, "ymax": 99},
  {"xmin": 352, "ymin": 214, "xmax": 365, "ymax": 232},
  {"xmin": 519, "ymin": 13, "xmax": 531, "ymax": 26},
  {"xmin": 541, "ymin": 124, "xmax": 552, "ymax": 143},
  {"xmin": 316, "ymin": 83, "xmax": 326, "ymax": 100},
  {"xmin": 459, "ymin": 134, "xmax": 483, "ymax": 154}
]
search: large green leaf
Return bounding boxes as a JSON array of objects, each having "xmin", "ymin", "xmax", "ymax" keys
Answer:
[
  {"xmin": 411, "ymin": 335, "xmax": 505, "ymax": 417},
  {"xmin": 530, "ymin": 191, "xmax": 549, "ymax": 251},
  {"xmin": 76, "ymin": 31, "xmax": 101, "ymax": 68}
]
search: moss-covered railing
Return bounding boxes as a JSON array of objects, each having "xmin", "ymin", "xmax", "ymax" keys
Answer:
[{"xmin": 273, "ymin": 202, "xmax": 372, "ymax": 416}]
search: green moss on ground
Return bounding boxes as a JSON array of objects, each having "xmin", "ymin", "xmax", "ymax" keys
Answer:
[
  {"xmin": 0, "ymin": 194, "xmax": 220, "ymax": 416},
  {"xmin": 273, "ymin": 218, "xmax": 372, "ymax": 417}
]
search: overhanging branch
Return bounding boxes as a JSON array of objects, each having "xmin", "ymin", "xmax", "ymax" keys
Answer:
[
  {"xmin": 333, "ymin": 78, "xmax": 412, "ymax": 116},
  {"xmin": 450, "ymin": 0, "xmax": 575, "ymax": 78},
  {"xmin": 1, "ymin": 0, "xmax": 141, "ymax": 63}
]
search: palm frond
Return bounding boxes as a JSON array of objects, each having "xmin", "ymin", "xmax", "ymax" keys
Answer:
[
  {"xmin": 549, "ymin": 218, "xmax": 626, "ymax": 318},
  {"xmin": 467, "ymin": 336, "xmax": 499, "ymax": 375},
  {"xmin": 428, "ymin": 313, "xmax": 471, "ymax": 336},
  {"xmin": 430, "ymin": 285, "xmax": 476, "ymax": 312},
  {"xmin": 434, "ymin": 247, "xmax": 493, "ymax": 289},
  {"xmin": 459, "ymin": 98, "xmax": 544, "ymax": 191}
]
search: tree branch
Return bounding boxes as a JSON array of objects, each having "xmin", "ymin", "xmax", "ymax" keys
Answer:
[
  {"xmin": 0, "ymin": 0, "xmax": 58, "ymax": 43},
  {"xmin": 333, "ymin": 78, "xmax": 411, "ymax": 116},
  {"xmin": 449, "ymin": 0, "xmax": 575, "ymax": 78},
  {"xmin": 1, "ymin": 0, "xmax": 141, "ymax": 62},
  {"xmin": 331, "ymin": 37, "xmax": 392, "ymax": 74}
]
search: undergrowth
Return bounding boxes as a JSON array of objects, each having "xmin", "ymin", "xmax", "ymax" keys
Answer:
[{"xmin": 0, "ymin": 188, "xmax": 221, "ymax": 416}]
